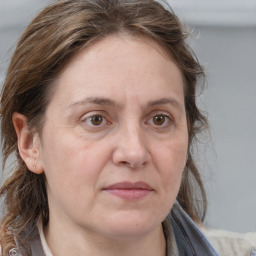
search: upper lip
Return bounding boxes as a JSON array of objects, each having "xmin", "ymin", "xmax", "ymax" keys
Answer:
[{"xmin": 103, "ymin": 181, "xmax": 153, "ymax": 190}]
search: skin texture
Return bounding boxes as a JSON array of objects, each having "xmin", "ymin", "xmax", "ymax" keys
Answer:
[{"xmin": 13, "ymin": 35, "xmax": 188, "ymax": 256}]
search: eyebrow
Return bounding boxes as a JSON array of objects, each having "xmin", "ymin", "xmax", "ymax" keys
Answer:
[
  {"xmin": 147, "ymin": 98, "xmax": 183, "ymax": 111},
  {"xmin": 68, "ymin": 97, "xmax": 183, "ymax": 111},
  {"xmin": 68, "ymin": 97, "xmax": 121, "ymax": 109}
]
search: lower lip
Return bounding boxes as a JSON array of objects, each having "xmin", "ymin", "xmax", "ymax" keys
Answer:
[{"xmin": 104, "ymin": 189, "xmax": 152, "ymax": 200}]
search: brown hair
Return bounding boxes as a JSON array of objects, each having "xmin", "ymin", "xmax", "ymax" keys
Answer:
[{"xmin": 0, "ymin": 0, "xmax": 207, "ymax": 254}]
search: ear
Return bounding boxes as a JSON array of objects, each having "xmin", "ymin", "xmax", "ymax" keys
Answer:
[{"xmin": 12, "ymin": 112, "xmax": 44, "ymax": 174}]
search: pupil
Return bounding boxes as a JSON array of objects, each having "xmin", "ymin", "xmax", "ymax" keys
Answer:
[
  {"xmin": 91, "ymin": 115, "xmax": 102, "ymax": 125},
  {"xmin": 154, "ymin": 115, "xmax": 165, "ymax": 125}
]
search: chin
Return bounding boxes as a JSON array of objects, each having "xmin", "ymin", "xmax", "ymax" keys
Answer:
[{"xmin": 98, "ymin": 212, "xmax": 162, "ymax": 239}]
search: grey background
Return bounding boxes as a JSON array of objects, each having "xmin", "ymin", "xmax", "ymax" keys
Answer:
[{"xmin": 0, "ymin": 0, "xmax": 255, "ymax": 233}]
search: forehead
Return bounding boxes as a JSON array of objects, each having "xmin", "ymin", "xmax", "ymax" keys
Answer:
[{"xmin": 50, "ymin": 34, "xmax": 184, "ymax": 108}]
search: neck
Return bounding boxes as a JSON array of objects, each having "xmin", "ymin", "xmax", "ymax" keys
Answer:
[{"xmin": 44, "ymin": 218, "xmax": 166, "ymax": 256}]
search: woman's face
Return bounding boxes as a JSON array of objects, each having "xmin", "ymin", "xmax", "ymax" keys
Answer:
[{"xmin": 38, "ymin": 35, "xmax": 188, "ymax": 238}]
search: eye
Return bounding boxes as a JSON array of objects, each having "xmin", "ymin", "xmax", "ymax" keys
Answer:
[
  {"xmin": 89, "ymin": 115, "xmax": 104, "ymax": 126},
  {"xmin": 146, "ymin": 113, "xmax": 172, "ymax": 128},
  {"xmin": 82, "ymin": 114, "xmax": 108, "ymax": 128},
  {"xmin": 152, "ymin": 115, "xmax": 166, "ymax": 126}
]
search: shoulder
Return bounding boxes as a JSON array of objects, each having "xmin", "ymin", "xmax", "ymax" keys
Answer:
[{"xmin": 201, "ymin": 227, "xmax": 256, "ymax": 256}]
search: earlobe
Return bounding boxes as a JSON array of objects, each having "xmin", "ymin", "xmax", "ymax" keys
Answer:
[{"xmin": 12, "ymin": 112, "xmax": 44, "ymax": 174}]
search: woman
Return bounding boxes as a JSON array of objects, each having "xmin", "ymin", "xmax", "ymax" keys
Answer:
[{"xmin": 0, "ymin": 0, "xmax": 219, "ymax": 255}]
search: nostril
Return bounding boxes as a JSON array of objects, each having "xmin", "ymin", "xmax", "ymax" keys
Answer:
[
  {"xmin": 119, "ymin": 160, "xmax": 128, "ymax": 166},
  {"xmin": 119, "ymin": 161, "xmax": 136, "ymax": 168}
]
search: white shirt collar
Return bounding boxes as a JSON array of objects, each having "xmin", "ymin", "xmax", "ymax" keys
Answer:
[{"xmin": 37, "ymin": 220, "xmax": 53, "ymax": 256}]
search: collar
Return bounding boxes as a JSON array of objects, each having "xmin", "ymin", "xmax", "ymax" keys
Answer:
[
  {"xmin": 168, "ymin": 202, "xmax": 220, "ymax": 256},
  {"xmin": 162, "ymin": 218, "xmax": 179, "ymax": 256},
  {"xmin": 37, "ymin": 220, "xmax": 53, "ymax": 256}
]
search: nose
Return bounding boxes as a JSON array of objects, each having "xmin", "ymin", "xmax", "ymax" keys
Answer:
[{"xmin": 112, "ymin": 124, "xmax": 151, "ymax": 169}]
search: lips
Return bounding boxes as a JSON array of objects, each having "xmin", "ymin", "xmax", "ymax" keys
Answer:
[{"xmin": 103, "ymin": 181, "xmax": 153, "ymax": 200}]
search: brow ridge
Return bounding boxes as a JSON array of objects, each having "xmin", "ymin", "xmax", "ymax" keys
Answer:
[{"xmin": 69, "ymin": 97, "xmax": 121, "ymax": 108}]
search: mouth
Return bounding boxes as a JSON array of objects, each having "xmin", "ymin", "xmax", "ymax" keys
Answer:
[{"xmin": 103, "ymin": 181, "xmax": 153, "ymax": 200}]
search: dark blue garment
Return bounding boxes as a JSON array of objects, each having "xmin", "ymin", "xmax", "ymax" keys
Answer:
[{"xmin": 168, "ymin": 202, "xmax": 220, "ymax": 256}]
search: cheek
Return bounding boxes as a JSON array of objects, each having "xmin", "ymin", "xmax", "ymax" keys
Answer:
[
  {"xmin": 39, "ymin": 130, "xmax": 109, "ymax": 191},
  {"xmin": 40, "ymin": 132, "xmax": 113, "ymax": 214},
  {"xmin": 155, "ymin": 138, "xmax": 187, "ymax": 192}
]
